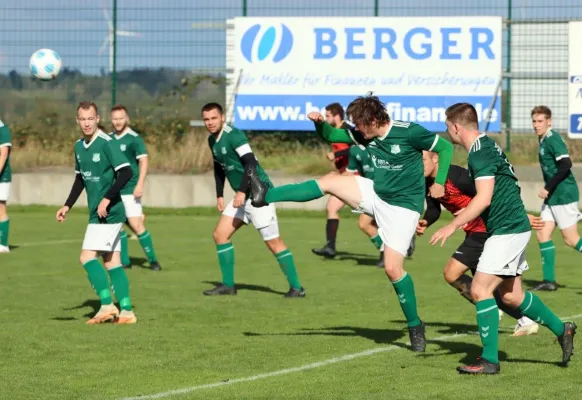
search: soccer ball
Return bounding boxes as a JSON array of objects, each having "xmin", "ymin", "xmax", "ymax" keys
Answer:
[{"xmin": 29, "ymin": 49, "xmax": 62, "ymax": 80}]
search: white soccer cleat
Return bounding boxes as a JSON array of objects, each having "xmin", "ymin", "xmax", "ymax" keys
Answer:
[
  {"xmin": 512, "ymin": 317, "xmax": 539, "ymax": 337},
  {"xmin": 0, "ymin": 245, "xmax": 10, "ymax": 253}
]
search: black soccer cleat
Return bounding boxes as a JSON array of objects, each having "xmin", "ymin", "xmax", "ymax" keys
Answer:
[
  {"xmin": 376, "ymin": 251, "xmax": 384, "ymax": 269},
  {"xmin": 406, "ymin": 235, "xmax": 416, "ymax": 258},
  {"xmin": 457, "ymin": 357, "xmax": 500, "ymax": 375},
  {"xmin": 558, "ymin": 322, "xmax": 577, "ymax": 366},
  {"xmin": 149, "ymin": 261, "xmax": 162, "ymax": 271},
  {"xmin": 248, "ymin": 165, "xmax": 269, "ymax": 207},
  {"xmin": 532, "ymin": 280, "xmax": 558, "ymax": 291},
  {"xmin": 284, "ymin": 287, "xmax": 306, "ymax": 298},
  {"xmin": 408, "ymin": 321, "xmax": 427, "ymax": 352},
  {"xmin": 203, "ymin": 284, "xmax": 237, "ymax": 296},
  {"xmin": 311, "ymin": 245, "xmax": 336, "ymax": 259}
]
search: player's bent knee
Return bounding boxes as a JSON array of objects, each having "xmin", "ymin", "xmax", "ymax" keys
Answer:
[
  {"xmin": 128, "ymin": 217, "xmax": 145, "ymax": 236},
  {"xmin": 563, "ymin": 234, "xmax": 580, "ymax": 248},
  {"xmin": 212, "ymin": 228, "xmax": 229, "ymax": 244},
  {"xmin": 469, "ymin": 284, "xmax": 492, "ymax": 303},
  {"xmin": 500, "ymin": 290, "xmax": 523, "ymax": 308},
  {"xmin": 265, "ymin": 237, "xmax": 285, "ymax": 253}
]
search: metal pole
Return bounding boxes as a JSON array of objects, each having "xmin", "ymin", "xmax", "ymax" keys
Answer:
[
  {"xmin": 242, "ymin": 0, "xmax": 247, "ymax": 16},
  {"xmin": 111, "ymin": 0, "xmax": 118, "ymax": 107},
  {"xmin": 374, "ymin": 0, "xmax": 379, "ymax": 16},
  {"xmin": 505, "ymin": 0, "xmax": 512, "ymax": 152}
]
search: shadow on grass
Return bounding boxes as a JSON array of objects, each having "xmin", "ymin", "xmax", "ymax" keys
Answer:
[{"xmin": 202, "ymin": 281, "xmax": 287, "ymax": 296}]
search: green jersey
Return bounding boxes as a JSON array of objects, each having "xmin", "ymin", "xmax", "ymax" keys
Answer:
[
  {"xmin": 346, "ymin": 145, "xmax": 375, "ymax": 180},
  {"xmin": 468, "ymin": 134, "xmax": 530, "ymax": 235},
  {"xmin": 0, "ymin": 120, "xmax": 12, "ymax": 183},
  {"xmin": 538, "ymin": 129, "xmax": 579, "ymax": 206},
  {"xmin": 74, "ymin": 131, "xmax": 130, "ymax": 224},
  {"xmin": 110, "ymin": 128, "xmax": 148, "ymax": 195},
  {"xmin": 208, "ymin": 124, "xmax": 272, "ymax": 194}
]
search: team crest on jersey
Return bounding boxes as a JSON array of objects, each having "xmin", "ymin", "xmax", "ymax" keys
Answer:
[
  {"xmin": 221, "ymin": 147, "xmax": 227, "ymax": 155},
  {"xmin": 120, "ymin": 144, "xmax": 127, "ymax": 152},
  {"xmin": 92, "ymin": 153, "xmax": 100, "ymax": 162},
  {"xmin": 540, "ymin": 148, "xmax": 544, "ymax": 155},
  {"xmin": 390, "ymin": 144, "xmax": 401, "ymax": 154}
]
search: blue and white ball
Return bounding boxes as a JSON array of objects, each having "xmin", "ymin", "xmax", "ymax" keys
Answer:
[{"xmin": 29, "ymin": 49, "xmax": 62, "ymax": 80}]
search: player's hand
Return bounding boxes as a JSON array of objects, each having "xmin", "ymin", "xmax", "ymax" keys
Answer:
[
  {"xmin": 97, "ymin": 198, "xmax": 111, "ymax": 218},
  {"xmin": 327, "ymin": 152, "xmax": 335, "ymax": 161},
  {"xmin": 429, "ymin": 183, "xmax": 445, "ymax": 199},
  {"xmin": 133, "ymin": 184, "xmax": 144, "ymax": 199},
  {"xmin": 56, "ymin": 206, "xmax": 70, "ymax": 223},
  {"xmin": 233, "ymin": 191, "xmax": 246, "ymax": 208},
  {"xmin": 416, "ymin": 219, "xmax": 428, "ymax": 235},
  {"xmin": 429, "ymin": 223, "xmax": 457, "ymax": 247},
  {"xmin": 528, "ymin": 214, "xmax": 546, "ymax": 231},
  {"xmin": 307, "ymin": 112, "xmax": 324, "ymax": 123},
  {"xmin": 538, "ymin": 187, "xmax": 549, "ymax": 199},
  {"xmin": 216, "ymin": 197, "xmax": 225, "ymax": 213}
]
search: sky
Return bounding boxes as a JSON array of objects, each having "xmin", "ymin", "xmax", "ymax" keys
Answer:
[{"xmin": 1, "ymin": 0, "xmax": 581, "ymax": 75}]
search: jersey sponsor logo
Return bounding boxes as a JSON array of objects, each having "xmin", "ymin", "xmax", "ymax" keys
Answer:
[
  {"xmin": 92, "ymin": 153, "xmax": 101, "ymax": 162},
  {"xmin": 81, "ymin": 171, "xmax": 100, "ymax": 183},
  {"xmin": 120, "ymin": 144, "xmax": 127, "ymax": 152},
  {"xmin": 371, "ymin": 155, "xmax": 403, "ymax": 171},
  {"xmin": 390, "ymin": 144, "xmax": 401, "ymax": 154}
]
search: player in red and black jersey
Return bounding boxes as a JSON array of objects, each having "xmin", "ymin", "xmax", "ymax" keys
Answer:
[{"xmin": 418, "ymin": 151, "xmax": 544, "ymax": 336}]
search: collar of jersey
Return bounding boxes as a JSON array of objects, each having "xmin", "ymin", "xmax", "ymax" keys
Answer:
[
  {"xmin": 83, "ymin": 130, "xmax": 105, "ymax": 149},
  {"xmin": 114, "ymin": 128, "xmax": 134, "ymax": 140},
  {"xmin": 215, "ymin": 127, "xmax": 225, "ymax": 143},
  {"xmin": 469, "ymin": 132, "xmax": 486, "ymax": 152},
  {"xmin": 540, "ymin": 128, "xmax": 552, "ymax": 144},
  {"xmin": 377, "ymin": 120, "xmax": 393, "ymax": 141}
]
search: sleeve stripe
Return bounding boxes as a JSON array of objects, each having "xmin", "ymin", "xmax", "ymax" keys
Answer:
[
  {"xmin": 556, "ymin": 154, "xmax": 570, "ymax": 161},
  {"xmin": 136, "ymin": 154, "xmax": 148, "ymax": 159},
  {"xmin": 235, "ymin": 143, "xmax": 252, "ymax": 157},
  {"xmin": 428, "ymin": 135, "xmax": 439, "ymax": 151},
  {"xmin": 475, "ymin": 176, "xmax": 495, "ymax": 180},
  {"xmin": 114, "ymin": 162, "xmax": 130, "ymax": 171},
  {"xmin": 75, "ymin": 170, "xmax": 80, "ymax": 174},
  {"xmin": 0, "ymin": 143, "xmax": 12, "ymax": 147},
  {"xmin": 345, "ymin": 168, "xmax": 358, "ymax": 173}
]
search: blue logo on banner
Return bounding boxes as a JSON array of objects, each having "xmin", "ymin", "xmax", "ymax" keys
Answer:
[
  {"xmin": 241, "ymin": 24, "xmax": 294, "ymax": 63},
  {"xmin": 571, "ymin": 114, "xmax": 582, "ymax": 134}
]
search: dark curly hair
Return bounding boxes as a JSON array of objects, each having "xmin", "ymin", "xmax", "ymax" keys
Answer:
[{"xmin": 345, "ymin": 93, "xmax": 390, "ymax": 128}]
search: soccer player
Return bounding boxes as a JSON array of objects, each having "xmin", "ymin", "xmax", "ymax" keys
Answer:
[
  {"xmin": 56, "ymin": 101, "xmax": 137, "ymax": 324},
  {"xmin": 0, "ymin": 118, "xmax": 11, "ymax": 253},
  {"xmin": 530, "ymin": 106, "xmax": 582, "ymax": 291},
  {"xmin": 430, "ymin": 103, "xmax": 576, "ymax": 374},
  {"xmin": 419, "ymin": 151, "xmax": 542, "ymax": 336},
  {"xmin": 201, "ymin": 102, "xmax": 305, "ymax": 298},
  {"xmin": 109, "ymin": 104, "xmax": 161, "ymax": 271},
  {"xmin": 248, "ymin": 94, "xmax": 454, "ymax": 351}
]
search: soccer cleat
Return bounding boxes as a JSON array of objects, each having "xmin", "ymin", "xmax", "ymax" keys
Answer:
[
  {"xmin": 86, "ymin": 304, "xmax": 119, "ymax": 325},
  {"xmin": 311, "ymin": 245, "xmax": 336, "ymax": 259},
  {"xmin": 203, "ymin": 284, "xmax": 237, "ymax": 296},
  {"xmin": 408, "ymin": 322, "xmax": 427, "ymax": 352},
  {"xmin": 284, "ymin": 287, "xmax": 306, "ymax": 298},
  {"xmin": 406, "ymin": 236, "xmax": 416, "ymax": 258},
  {"xmin": 558, "ymin": 322, "xmax": 577, "ymax": 366},
  {"xmin": 531, "ymin": 280, "xmax": 558, "ymax": 291},
  {"xmin": 149, "ymin": 261, "xmax": 162, "ymax": 271},
  {"xmin": 457, "ymin": 357, "xmax": 500, "ymax": 375},
  {"xmin": 376, "ymin": 252, "xmax": 384, "ymax": 269},
  {"xmin": 248, "ymin": 165, "xmax": 269, "ymax": 207},
  {"xmin": 512, "ymin": 318, "xmax": 540, "ymax": 337},
  {"xmin": 0, "ymin": 245, "xmax": 10, "ymax": 253},
  {"xmin": 114, "ymin": 310, "xmax": 137, "ymax": 324}
]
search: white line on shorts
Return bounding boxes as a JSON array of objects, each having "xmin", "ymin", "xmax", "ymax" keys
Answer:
[{"xmin": 120, "ymin": 313, "xmax": 582, "ymax": 400}]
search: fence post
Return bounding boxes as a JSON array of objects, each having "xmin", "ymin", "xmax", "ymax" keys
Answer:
[
  {"xmin": 111, "ymin": 0, "xmax": 118, "ymax": 108},
  {"xmin": 374, "ymin": 0, "xmax": 379, "ymax": 16},
  {"xmin": 242, "ymin": 0, "xmax": 247, "ymax": 16},
  {"xmin": 505, "ymin": 0, "xmax": 512, "ymax": 152}
]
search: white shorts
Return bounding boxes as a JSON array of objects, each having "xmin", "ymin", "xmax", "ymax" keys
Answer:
[
  {"xmin": 82, "ymin": 223, "xmax": 122, "ymax": 252},
  {"xmin": 0, "ymin": 182, "xmax": 10, "ymax": 202},
  {"xmin": 223, "ymin": 199, "xmax": 280, "ymax": 241},
  {"xmin": 477, "ymin": 231, "xmax": 531, "ymax": 277},
  {"xmin": 354, "ymin": 176, "xmax": 419, "ymax": 256},
  {"xmin": 540, "ymin": 202, "xmax": 582, "ymax": 230},
  {"xmin": 121, "ymin": 194, "xmax": 143, "ymax": 218}
]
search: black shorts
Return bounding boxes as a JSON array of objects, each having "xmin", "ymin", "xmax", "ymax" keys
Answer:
[{"xmin": 451, "ymin": 232, "xmax": 489, "ymax": 271}]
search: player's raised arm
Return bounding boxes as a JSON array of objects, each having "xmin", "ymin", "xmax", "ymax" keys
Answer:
[{"xmin": 308, "ymin": 112, "xmax": 355, "ymax": 144}]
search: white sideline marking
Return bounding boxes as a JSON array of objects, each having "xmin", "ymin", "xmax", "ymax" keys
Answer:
[
  {"xmin": 120, "ymin": 313, "xmax": 582, "ymax": 400},
  {"xmin": 16, "ymin": 238, "xmax": 80, "ymax": 247}
]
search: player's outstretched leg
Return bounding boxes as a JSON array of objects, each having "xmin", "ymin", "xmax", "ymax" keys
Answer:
[{"xmin": 103, "ymin": 251, "xmax": 137, "ymax": 324}]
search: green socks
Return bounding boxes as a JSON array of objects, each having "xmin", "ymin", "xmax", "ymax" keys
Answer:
[
  {"xmin": 519, "ymin": 291, "xmax": 565, "ymax": 337},
  {"xmin": 216, "ymin": 243, "xmax": 235, "ymax": 288},
  {"xmin": 107, "ymin": 265, "xmax": 132, "ymax": 311},
  {"xmin": 0, "ymin": 218, "xmax": 9, "ymax": 247},
  {"xmin": 276, "ymin": 249, "xmax": 302, "ymax": 290},
  {"xmin": 476, "ymin": 298, "xmax": 499, "ymax": 364},
  {"xmin": 120, "ymin": 231, "xmax": 130, "ymax": 266},
  {"xmin": 138, "ymin": 230, "xmax": 158, "ymax": 263},
  {"xmin": 82, "ymin": 259, "xmax": 113, "ymax": 305},
  {"xmin": 370, "ymin": 234, "xmax": 383, "ymax": 250},
  {"xmin": 265, "ymin": 179, "xmax": 324, "ymax": 204},
  {"xmin": 576, "ymin": 238, "xmax": 582, "ymax": 253},
  {"xmin": 539, "ymin": 240, "xmax": 556, "ymax": 282},
  {"xmin": 391, "ymin": 273, "xmax": 421, "ymax": 328}
]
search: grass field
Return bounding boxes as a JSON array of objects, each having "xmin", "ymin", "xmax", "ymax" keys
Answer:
[{"xmin": 1, "ymin": 206, "xmax": 582, "ymax": 400}]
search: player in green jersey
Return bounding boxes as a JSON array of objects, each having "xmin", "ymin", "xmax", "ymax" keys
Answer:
[
  {"xmin": 431, "ymin": 102, "xmax": 576, "ymax": 374},
  {"xmin": 248, "ymin": 94, "xmax": 455, "ymax": 352},
  {"xmin": 201, "ymin": 103, "xmax": 305, "ymax": 298},
  {"xmin": 529, "ymin": 106, "xmax": 582, "ymax": 291},
  {"xmin": 56, "ymin": 101, "xmax": 137, "ymax": 325},
  {"xmin": 0, "ymin": 118, "xmax": 12, "ymax": 253},
  {"xmin": 110, "ymin": 104, "xmax": 161, "ymax": 271}
]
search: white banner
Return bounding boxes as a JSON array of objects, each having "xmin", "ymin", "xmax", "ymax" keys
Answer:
[
  {"xmin": 226, "ymin": 16, "xmax": 502, "ymax": 131},
  {"xmin": 569, "ymin": 21, "xmax": 582, "ymax": 139}
]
